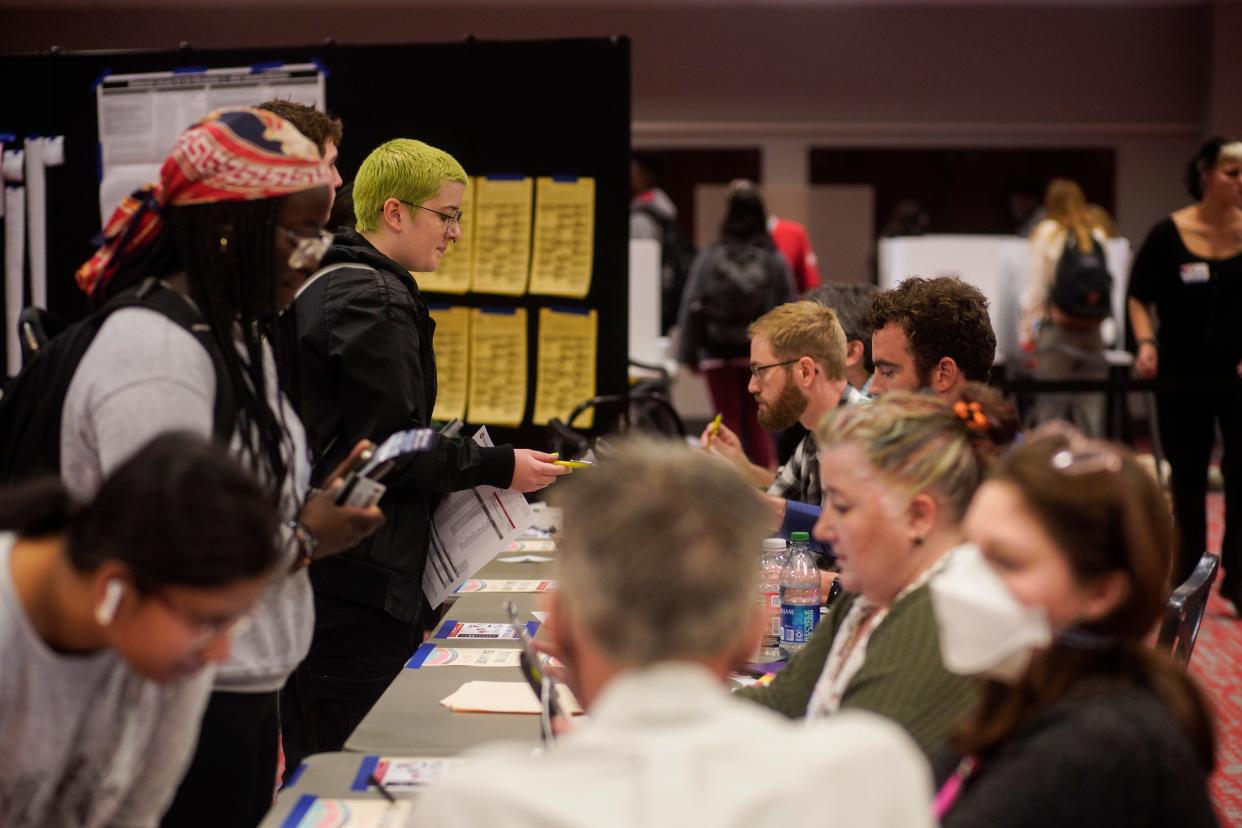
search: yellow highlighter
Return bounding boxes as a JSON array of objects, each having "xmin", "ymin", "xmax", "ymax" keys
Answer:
[
  {"xmin": 553, "ymin": 459, "xmax": 594, "ymax": 469},
  {"xmin": 706, "ymin": 413, "xmax": 723, "ymax": 447}
]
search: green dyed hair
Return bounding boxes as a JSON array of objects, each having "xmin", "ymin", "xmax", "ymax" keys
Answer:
[{"xmin": 353, "ymin": 139, "xmax": 468, "ymax": 232}]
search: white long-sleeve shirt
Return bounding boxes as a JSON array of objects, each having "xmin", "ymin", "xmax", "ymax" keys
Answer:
[{"xmin": 408, "ymin": 662, "xmax": 933, "ymax": 828}]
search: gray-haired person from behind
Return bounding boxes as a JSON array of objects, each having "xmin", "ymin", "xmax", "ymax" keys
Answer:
[{"xmin": 409, "ymin": 437, "xmax": 934, "ymax": 828}]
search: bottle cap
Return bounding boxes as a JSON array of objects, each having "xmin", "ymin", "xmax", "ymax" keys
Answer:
[
  {"xmin": 790, "ymin": 531, "xmax": 810, "ymax": 542},
  {"xmin": 762, "ymin": 537, "xmax": 788, "ymax": 552}
]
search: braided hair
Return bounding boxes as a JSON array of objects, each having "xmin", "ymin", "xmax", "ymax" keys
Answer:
[{"xmin": 97, "ymin": 198, "xmax": 293, "ymax": 492}]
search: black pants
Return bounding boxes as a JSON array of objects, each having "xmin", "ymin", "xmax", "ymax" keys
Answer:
[
  {"xmin": 279, "ymin": 593, "xmax": 421, "ymax": 782},
  {"xmin": 1157, "ymin": 380, "xmax": 1242, "ymax": 586},
  {"xmin": 160, "ymin": 690, "xmax": 279, "ymax": 828}
]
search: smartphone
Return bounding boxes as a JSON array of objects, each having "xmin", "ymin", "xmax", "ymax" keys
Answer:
[{"xmin": 505, "ymin": 600, "xmax": 562, "ymax": 739}]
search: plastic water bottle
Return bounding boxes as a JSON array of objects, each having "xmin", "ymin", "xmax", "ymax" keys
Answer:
[
  {"xmin": 754, "ymin": 538, "xmax": 788, "ymax": 662},
  {"xmin": 781, "ymin": 531, "xmax": 821, "ymax": 655}
]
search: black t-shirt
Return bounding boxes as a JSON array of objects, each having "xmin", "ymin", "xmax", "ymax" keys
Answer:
[{"xmin": 1128, "ymin": 216, "xmax": 1242, "ymax": 374}]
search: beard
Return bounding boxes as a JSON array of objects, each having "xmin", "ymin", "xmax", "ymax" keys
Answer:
[{"xmin": 757, "ymin": 379, "xmax": 808, "ymax": 431}]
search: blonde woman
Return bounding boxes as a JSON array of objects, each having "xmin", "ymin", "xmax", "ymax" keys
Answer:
[
  {"xmin": 738, "ymin": 386, "xmax": 1018, "ymax": 758},
  {"xmin": 1019, "ymin": 178, "xmax": 1113, "ymax": 435}
]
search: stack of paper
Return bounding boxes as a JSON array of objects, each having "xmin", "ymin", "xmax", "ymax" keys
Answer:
[{"xmin": 439, "ymin": 681, "xmax": 583, "ymax": 715}]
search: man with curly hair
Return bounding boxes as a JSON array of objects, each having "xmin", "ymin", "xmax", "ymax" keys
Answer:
[{"xmin": 867, "ymin": 276, "xmax": 996, "ymax": 398}]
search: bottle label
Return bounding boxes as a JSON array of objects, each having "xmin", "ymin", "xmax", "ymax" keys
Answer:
[{"xmin": 781, "ymin": 603, "xmax": 820, "ymax": 644}]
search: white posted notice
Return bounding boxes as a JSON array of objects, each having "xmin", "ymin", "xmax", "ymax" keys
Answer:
[
  {"xmin": 95, "ymin": 63, "xmax": 325, "ymax": 223},
  {"xmin": 422, "ymin": 427, "xmax": 535, "ymax": 607}
]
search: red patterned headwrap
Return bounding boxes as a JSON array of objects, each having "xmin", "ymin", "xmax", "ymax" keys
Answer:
[{"xmin": 76, "ymin": 106, "xmax": 332, "ymax": 299}]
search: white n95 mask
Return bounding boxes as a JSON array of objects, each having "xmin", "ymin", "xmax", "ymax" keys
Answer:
[{"xmin": 929, "ymin": 544, "xmax": 1052, "ymax": 684}]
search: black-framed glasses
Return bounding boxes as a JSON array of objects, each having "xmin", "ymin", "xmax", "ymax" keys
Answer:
[
  {"xmin": 398, "ymin": 200, "xmax": 464, "ymax": 229},
  {"xmin": 749, "ymin": 358, "xmax": 800, "ymax": 379},
  {"xmin": 277, "ymin": 227, "xmax": 333, "ymax": 270}
]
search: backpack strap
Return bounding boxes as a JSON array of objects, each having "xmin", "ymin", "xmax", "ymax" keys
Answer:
[{"xmin": 99, "ymin": 278, "xmax": 238, "ymax": 444}]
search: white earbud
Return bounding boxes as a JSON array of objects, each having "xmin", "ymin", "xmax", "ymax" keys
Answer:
[{"xmin": 95, "ymin": 580, "xmax": 123, "ymax": 627}]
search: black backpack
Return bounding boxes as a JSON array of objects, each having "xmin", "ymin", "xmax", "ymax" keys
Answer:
[
  {"xmin": 694, "ymin": 243, "xmax": 774, "ymax": 352},
  {"xmin": 633, "ymin": 204, "xmax": 697, "ymax": 333},
  {"xmin": 1050, "ymin": 233, "xmax": 1113, "ymax": 322},
  {"xmin": 0, "ymin": 278, "xmax": 236, "ymax": 484}
]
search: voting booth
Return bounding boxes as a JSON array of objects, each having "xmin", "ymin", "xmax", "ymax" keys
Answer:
[
  {"xmin": 0, "ymin": 38, "xmax": 631, "ymax": 447},
  {"xmin": 877, "ymin": 234, "xmax": 1132, "ymax": 363}
]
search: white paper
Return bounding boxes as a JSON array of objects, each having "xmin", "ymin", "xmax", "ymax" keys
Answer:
[
  {"xmin": 504, "ymin": 538, "xmax": 556, "ymax": 553},
  {"xmin": 5, "ymin": 185, "xmax": 26, "ymax": 377},
  {"xmin": 370, "ymin": 757, "xmax": 470, "ymax": 789},
  {"xmin": 422, "ymin": 427, "xmax": 535, "ymax": 607},
  {"xmin": 531, "ymin": 611, "xmax": 549, "ymax": 623},
  {"xmin": 497, "ymin": 555, "xmax": 554, "ymax": 564},
  {"xmin": 439, "ymin": 681, "xmax": 583, "ymax": 715},
  {"xmin": 23, "ymin": 138, "xmax": 47, "ymax": 310},
  {"xmin": 95, "ymin": 63, "xmax": 326, "ymax": 223}
]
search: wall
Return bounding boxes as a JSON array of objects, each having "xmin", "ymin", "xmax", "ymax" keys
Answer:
[{"xmin": 0, "ymin": 2, "xmax": 1217, "ymax": 243}]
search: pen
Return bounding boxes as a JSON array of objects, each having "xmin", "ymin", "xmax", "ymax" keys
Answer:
[
  {"xmin": 368, "ymin": 772, "xmax": 396, "ymax": 803},
  {"xmin": 553, "ymin": 460, "xmax": 593, "ymax": 469},
  {"xmin": 706, "ymin": 413, "xmax": 722, "ymax": 446}
]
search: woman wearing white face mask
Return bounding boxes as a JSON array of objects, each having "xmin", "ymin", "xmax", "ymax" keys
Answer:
[
  {"xmin": 738, "ymin": 386, "xmax": 1019, "ymax": 759},
  {"xmin": 930, "ymin": 425, "xmax": 1218, "ymax": 827}
]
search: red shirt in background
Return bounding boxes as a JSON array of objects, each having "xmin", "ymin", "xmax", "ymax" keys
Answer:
[{"xmin": 768, "ymin": 216, "xmax": 821, "ymax": 293}]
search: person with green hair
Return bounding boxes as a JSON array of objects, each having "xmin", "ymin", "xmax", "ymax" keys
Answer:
[{"xmin": 282, "ymin": 138, "xmax": 566, "ymax": 773}]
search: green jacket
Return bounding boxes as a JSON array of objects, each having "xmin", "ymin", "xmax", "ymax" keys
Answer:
[{"xmin": 738, "ymin": 584, "xmax": 980, "ymax": 759}]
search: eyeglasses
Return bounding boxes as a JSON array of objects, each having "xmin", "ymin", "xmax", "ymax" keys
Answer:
[
  {"xmin": 398, "ymin": 200, "xmax": 464, "ymax": 230},
  {"xmin": 149, "ymin": 591, "xmax": 253, "ymax": 649},
  {"xmin": 277, "ymin": 227, "xmax": 334, "ymax": 270},
  {"xmin": 749, "ymin": 358, "xmax": 800, "ymax": 379}
]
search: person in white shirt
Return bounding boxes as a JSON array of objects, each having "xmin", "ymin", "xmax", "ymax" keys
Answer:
[{"xmin": 408, "ymin": 437, "xmax": 933, "ymax": 828}]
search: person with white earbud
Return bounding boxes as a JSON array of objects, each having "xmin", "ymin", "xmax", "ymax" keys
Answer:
[
  {"xmin": 928, "ymin": 424, "xmax": 1218, "ymax": 828},
  {"xmin": 0, "ymin": 432, "xmax": 281, "ymax": 828}
]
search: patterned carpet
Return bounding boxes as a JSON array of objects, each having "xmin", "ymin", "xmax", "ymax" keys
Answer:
[{"xmin": 1194, "ymin": 494, "xmax": 1241, "ymax": 826}]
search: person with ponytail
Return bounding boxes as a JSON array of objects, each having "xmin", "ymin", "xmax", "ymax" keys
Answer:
[
  {"xmin": 738, "ymin": 384, "xmax": 1019, "ymax": 759},
  {"xmin": 930, "ymin": 424, "xmax": 1218, "ymax": 826},
  {"xmin": 0, "ymin": 432, "xmax": 279, "ymax": 827},
  {"xmin": 1019, "ymin": 178, "xmax": 1114, "ymax": 436},
  {"xmin": 61, "ymin": 107, "xmax": 384, "ymax": 826}
]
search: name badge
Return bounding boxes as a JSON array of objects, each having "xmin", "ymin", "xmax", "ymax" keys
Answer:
[{"xmin": 1180, "ymin": 262, "xmax": 1211, "ymax": 284}]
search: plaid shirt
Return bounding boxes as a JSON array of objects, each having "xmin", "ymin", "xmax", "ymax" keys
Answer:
[{"xmin": 767, "ymin": 384, "xmax": 870, "ymax": 507}]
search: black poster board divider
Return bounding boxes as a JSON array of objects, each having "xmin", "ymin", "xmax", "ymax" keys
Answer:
[{"xmin": 0, "ymin": 36, "xmax": 631, "ymax": 450}]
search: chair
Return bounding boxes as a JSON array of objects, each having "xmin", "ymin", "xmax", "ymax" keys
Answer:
[
  {"xmin": 546, "ymin": 363, "xmax": 687, "ymax": 460},
  {"xmin": 1156, "ymin": 552, "xmax": 1220, "ymax": 666}
]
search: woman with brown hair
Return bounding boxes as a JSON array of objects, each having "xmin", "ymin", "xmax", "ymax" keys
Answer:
[{"xmin": 931, "ymin": 424, "xmax": 1218, "ymax": 827}]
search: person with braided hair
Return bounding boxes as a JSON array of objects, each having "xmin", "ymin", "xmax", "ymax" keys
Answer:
[
  {"xmin": 737, "ymin": 384, "xmax": 1018, "ymax": 760},
  {"xmin": 61, "ymin": 108, "xmax": 384, "ymax": 827}
]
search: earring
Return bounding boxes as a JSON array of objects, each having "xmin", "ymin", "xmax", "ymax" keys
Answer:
[
  {"xmin": 218, "ymin": 235, "xmax": 230, "ymax": 251},
  {"xmin": 95, "ymin": 580, "xmax": 123, "ymax": 626}
]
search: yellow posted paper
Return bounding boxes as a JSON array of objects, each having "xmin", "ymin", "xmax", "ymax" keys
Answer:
[
  {"xmin": 466, "ymin": 307, "xmax": 528, "ymax": 427},
  {"xmin": 428, "ymin": 305, "xmax": 470, "ymax": 422},
  {"xmin": 529, "ymin": 176, "xmax": 595, "ymax": 298},
  {"xmin": 471, "ymin": 175, "xmax": 533, "ymax": 295},
  {"xmin": 534, "ymin": 307, "xmax": 598, "ymax": 427},
  {"xmin": 414, "ymin": 177, "xmax": 474, "ymax": 294},
  {"xmin": 439, "ymin": 681, "xmax": 584, "ymax": 715}
]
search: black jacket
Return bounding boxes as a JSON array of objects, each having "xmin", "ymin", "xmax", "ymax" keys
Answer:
[{"xmin": 292, "ymin": 229, "xmax": 515, "ymax": 624}]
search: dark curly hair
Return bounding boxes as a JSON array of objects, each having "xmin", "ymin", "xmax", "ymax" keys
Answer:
[{"xmin": 866, "ymin": 276, "xmax": 996, "ymax": 385}]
